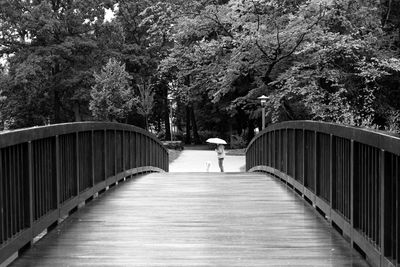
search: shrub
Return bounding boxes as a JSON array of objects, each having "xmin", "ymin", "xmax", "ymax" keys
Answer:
[
  {"xmin": 230, "ymin": 134, "xmax": 246, "ymax": 149},
  {"xmin": 162, "ymin": 141, "xmax": 184, "ymax": 150}
]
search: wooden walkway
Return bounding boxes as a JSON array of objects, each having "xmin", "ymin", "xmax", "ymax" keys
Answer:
[{"xmin": 11, "ymin": 173, "xmax": 368, "ymax": 266}]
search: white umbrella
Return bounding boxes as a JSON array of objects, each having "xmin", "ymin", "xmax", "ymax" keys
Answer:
[{"xmin": 206, "ymin": 138, "xmax": 227, "ymax": 145}]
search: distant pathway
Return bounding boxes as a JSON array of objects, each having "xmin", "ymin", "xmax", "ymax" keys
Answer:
[{"xmin": 169, "ymin": 148, "xmax": 245, "ymax": 172}]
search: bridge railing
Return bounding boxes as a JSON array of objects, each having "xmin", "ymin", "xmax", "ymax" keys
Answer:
[
  {"xmin": 0, "ymin": 122, "xmax": 168, "ymax": 264},
  {"xmin": 246, "ymin": 121, "xmax": 399, "ymax": 267}
]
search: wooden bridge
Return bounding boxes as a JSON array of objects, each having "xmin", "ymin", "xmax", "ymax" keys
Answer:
[{"xmin": 0, "ymin": 121, "xmax": 399, "ymax": 267}]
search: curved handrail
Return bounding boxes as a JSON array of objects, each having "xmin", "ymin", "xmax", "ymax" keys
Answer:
[
  {"xmin": 247, "ymin": 120, "xmax": 400, "ymax": 155},
  {"xmin": 0, "ymin": 122, "xmax": 168, "ymax": 264},
  {"xmin": 246, "ymin": 120, "xmax": 398, "ymax": 267},
  {"xmin": 0, "ymin": 122, "xmax": 166, "ymax": 148}
]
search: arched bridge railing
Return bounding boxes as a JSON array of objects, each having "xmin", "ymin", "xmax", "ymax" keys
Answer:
[
  {"xmin": 0, "ymin": 122, "xmax": 168, "ymax": 264},
  {"xmin": 246, "ymin": 121, "xmax": 399, "ymax": 267}
]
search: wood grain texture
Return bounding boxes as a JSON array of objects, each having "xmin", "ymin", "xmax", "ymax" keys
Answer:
[{"xmin": 11, "ymin": 173, "xmax": 369, "ymax": 267}]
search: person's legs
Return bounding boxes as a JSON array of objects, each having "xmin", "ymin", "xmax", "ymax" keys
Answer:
[{"xmin": 218, "ymin": 158, "xmax": 224, "ymax": 172}]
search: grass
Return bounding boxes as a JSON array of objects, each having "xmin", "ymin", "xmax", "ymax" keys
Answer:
[
  {"xmin": 225, "ymin": 148, "xmax": 246, "ymax": 156},
  {"xmin": 168, "ymin": 149, "xmax": 182, "ymax": 163},
  {"xmin": 168, "ymin": 147, "xmax": 244, "ymax": 164}
]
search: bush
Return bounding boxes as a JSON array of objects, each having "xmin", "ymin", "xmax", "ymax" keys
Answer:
[
  {"xmin": 157, "ymin": 130, "xmax": 185, "ymax": 142},
  {"xmin": 156, "ymin": 130, "xmax": 166, "ymax": 140},
  {"xmin": 230, "ymin": 134, "xmax": 246, "ymax": 149},
  {"xmin": 162, "ymin": 141, "xmax": 184, "ymax": 150},
  {"xmin": 172, "ymin": 131, "xmax": 185, "ymax": 142}
]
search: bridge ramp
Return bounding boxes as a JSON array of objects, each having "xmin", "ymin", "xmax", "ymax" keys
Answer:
[{"xmin": 11, "ymin": 172, "xmax": 368, "ymax": 266}]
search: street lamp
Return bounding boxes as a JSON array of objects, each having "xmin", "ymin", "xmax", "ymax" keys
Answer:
[
  {"xmin": 167, "ymin": 95, "xmax": 174, "ymax": 141},
  {"xmin": 257, "ymin": 95, "xmax": 269, "ymax": 130}
]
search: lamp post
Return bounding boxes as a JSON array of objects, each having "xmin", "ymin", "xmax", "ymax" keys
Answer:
[
  {"xmin": 167, "ymin": 95, "xmax": 174, "ymax": 141},
  {"xmin": 257, "ymin": 95, "xmax": 269, "ymax": 130}
]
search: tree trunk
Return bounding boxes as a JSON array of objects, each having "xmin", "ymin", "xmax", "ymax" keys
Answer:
[
  {"xmin": 236, "ymin": 108, "xmax": 247, "ymax": 135},
  {"xmin": 176, "ymin": 101, "xmax": 183, "ymax": 132},
  {"xmin": 165, "ymin": 97, "xmax": 171, "ymax": 141},
  {"xmin": 144, "ymin": 114, "xmax": 148, "ymax": 130},
  {"xmin": 246, "ymin": 119, "xmax": 255, "ymax": 144},
  {"xmin": 53, "ymin": 89, "xmax": 61, "ymax": 123},
  {"xmin": 228, "ymin": 123, "xmax": 233, "ymax": 148},
  {"xmin": 262, "ymin": 61, "xmax": 277, "ymax": 85},
  {"xmin": 52, "ymin": 63, "xmax": 62, "ymax": 123},
  {"xmin": 157, "ymin": 118, "xmax": 161, "ymax": 133},
  {"xmin": 73, "ymin": 102, "xmax": 82, "ymax": 122},
  {"xmin": 190, "ymin": 106, "xmax": 200, "ymax": 144},
  {"xmin": 185, "ymin": 105, "xmax": 191, "ymax": 144}
]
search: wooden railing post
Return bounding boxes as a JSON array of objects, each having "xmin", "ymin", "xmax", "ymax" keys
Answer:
[
  {"xmin": 135, "ymin": 133, "xmax": 139, "ymax": 169},
  {"xmin": 75, "ymin": 132, "xmax": 80, "ymax": 195},
  {"xmin": 142, "ymin": 134, "xmax": 144, "ymax": 168},
  {"xmin": 132, "ymin": 132, "xmax": 136, "ymax": 169},
  {"xmin": 114, "ymin": 130, "xmax": 117, "ymax": 176},
  {"xmin": 280, "ymin": 130, "xmax": 282, "ymax": 172},
  {"xmin": 314, "ymin": 131, "xmax": 317, "ymax": 194},
  {"xmin": 151, "ymin": 138, "xmax": 154, "ymax": 168},
  {"xmin": 55, "ymin": 136, "xmax": 60, "ymax": 216},
  {"xmin": 155, "ymin": 142, "xmax": 157, "ymax": 169},
  {"xmin": 274, "ymin": 130, "xmax": 277, "ymax": 170},
  {"xmin": 329, "ymin": 134, "xmax": 333, "ymax": 218},
  {"xmin": 91, "ymin": 131, "xmax": 95, "ymax": 187},
  {"xmin": 302, "ymin": 129, "xmax": 306, "ymax": 188},
  {"xmin": 350, "ymin": 140, "xmax": 354, "ymax": 246},
  {"xmin": 379, "ymin": 149, "xmax": 385, "ymax": 265},
  {"xmin": 122, "ymin": 131, "xmax": 125, "ymax": 173},
  {"xmin": 0, "ymin": 149, "xmax": 3, "ymax": 244},
  {"xmin": 28, "ymin": 141, "xmax": 33, "ymax": 237},
  {"xmin": 285, "ymin": 129, "xmax": 288, "ymax": 177},
  {"xmin": 159, "ymin": 144, "xmax": 161, "ymax": 169},
  {"xmin": 104, "ymin": 130, "xmax": 107, "ymax": 181},
  {"xmin": 141, "ymin": 134, "xmax": 145, "ymax": 167},
  {"xmin": 147, "ymin": 135, "xmax": 149, "ymax": 168},
  {"xmin": 145, "ymin": 136, "xmax": 148, "ymax": 168},
  {"xmin": 258, "ymin": 136, "xmax": 264, "ymax": 168},
  {"xmin": 292, "ymin": 129, "xmax": 296, "ymax": 180}
]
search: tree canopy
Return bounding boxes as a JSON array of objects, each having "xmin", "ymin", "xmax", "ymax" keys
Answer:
[
  {"xmin": 0, "ymin": 0, "xmax": 399, "ymax": 143},
  {"xmin": 90, "ymin": 57, "xmax": 135, "ymax": 121}
]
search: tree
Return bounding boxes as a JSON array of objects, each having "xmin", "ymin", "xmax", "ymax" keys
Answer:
[
  {"xmin": 0, "ymin": 0, "xmax": 117, "ymax": 128},
  {"xmin": 159, "ymin": 0, "xmax": 325, "ymax": 142},
  {"xmin": 116, "ymin": 0, "xmax": 178, "ymax": 134},
  {"xmin": 160, "ymin": 0, "xmax": 400, "ymax": 136},
  {"xmin": 2, "ymin": 0, "xmax": 400, "ymax": 137},
  {"xmin": 268, "ymin": 0, "xmax": 400, "ymax": 129},
  {"xmin": 136, "ymin": 78, "xmax": 155, "ymax": 130},
  {"xmin": 90, "ymin": 58, "xmax": 136, "ymax": 121}
]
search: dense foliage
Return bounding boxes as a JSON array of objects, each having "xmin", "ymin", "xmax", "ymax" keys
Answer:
[
  {"xmin": 90, "ymin": 58, "xmax": 135, "ymax": 121},
  {"xmin": 0, "ymin": 0, "xmax": 399, "ymax": 143}
]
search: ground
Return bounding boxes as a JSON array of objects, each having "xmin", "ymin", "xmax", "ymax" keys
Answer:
[
  {"xmin": 169, "ymin": 146, "xmax": 246, "ymax": 172},
  {"xmin": 168, "ymin": 149, "xmax": 182, "ymax": 163}
]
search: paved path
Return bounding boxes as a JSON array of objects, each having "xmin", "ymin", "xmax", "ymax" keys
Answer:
[
  {"xmin": 169, "ymin": 149, "xmax": 245, "ymax": 172},
  {"xmin": 11, "ymin": 172, "xmax": 368, "ymax": 266}
]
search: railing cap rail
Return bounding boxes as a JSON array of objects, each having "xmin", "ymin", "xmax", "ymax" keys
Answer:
[
  {"xmin": 247, "ymin": 120, "xmax": 400, "ymax": 155},
  {"xmin": 0, "ymin": 121, "xmax": 166, "ymax": 150}
]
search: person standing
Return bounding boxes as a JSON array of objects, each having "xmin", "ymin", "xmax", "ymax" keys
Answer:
[{"xmin": 215, "ymin": 144, "xmax": 225, "ymax": 172}]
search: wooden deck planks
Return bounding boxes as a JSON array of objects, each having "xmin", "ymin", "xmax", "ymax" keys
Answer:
[{"xmin": 10, "ymin": 172, "xmax": 369, "ymax": 266}]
